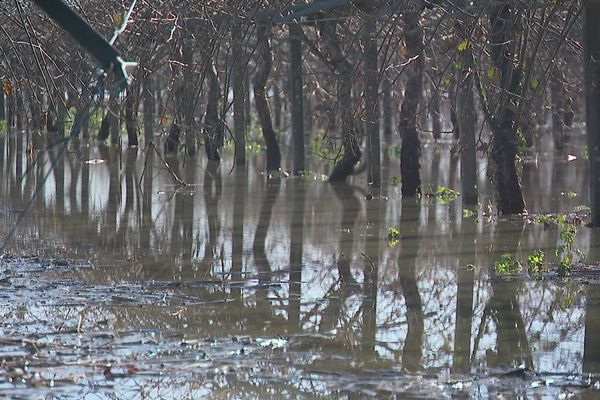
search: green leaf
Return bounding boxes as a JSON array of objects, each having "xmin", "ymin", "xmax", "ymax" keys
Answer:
[
  {"xmin": 457, "ymin": 39, "xmax": 470, "ymax": 52},
  {"xmin": 387, "ymin": 227, "xmax": 400, "ymax": 246},
  {"xmin": 529, "ymin": 78, "xmax": 539, "ymax": 90}
]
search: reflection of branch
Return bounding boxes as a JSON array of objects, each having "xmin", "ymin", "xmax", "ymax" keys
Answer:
[
  {"xmin": 471, "ymin": 304, "xmax": 491, "ymax": 365},
  {"xmin": 301, "ymin": 277, "xmax": 360, "ymax": 329},
  {"xmin": 151, "ymin": 142, "xmax": 187, "ymax": 186}
]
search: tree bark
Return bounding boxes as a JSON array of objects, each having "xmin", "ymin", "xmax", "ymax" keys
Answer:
[
  {"xmin": 164, "ymin": 81, "xmax": 183, "ymax": 153},
  {"xmin": 0, "ymin": 89, "xmax": 4, "ymax": 121},
  {"xmin": 253, "ymin": 24, "xmax": 281, "ymax": 171},
  {"xmin": 382, "ymin": 74, "xmax": 393, "ymax": 138},
  {"xmin": 489, "ymin": 1, "xmax": 525, "ymax": 214},
  {"xmin": 455, "ymin": 2, "xmax": 478, "ymax": 205},
  {"xmin": 363, "ymin": 17, "xmax": 380, "ymax": 186},
  {"xmin": 289, "ymin": 23, "xmax": 305, "ymax": 174},
  {"xmin": 456, "ymin": 50, "xmax": 478, "ymax": 205},
  {"xmin": 204, "ymin": 63, "xmax": 224, "ymax": 162},
  {"xmin": 108, "ymin": 93, "xmax": 120, "ymax": 145},
  {"xmin": 318, "ymin": 20, "xmax": 362, "ymax": 182},
  {"xmin": 399, "ymin": 8, "xmax": 424, "ymax": 196},
  {"xmin": 143, "ymin": 74, "xmax": 155, "ymax": 145},
  {"xmin": 585, "ymin": 0, "xmax": 600, "ymax": 227},
  {"xmin": 6, "ymin": 92, "xmax": 14, "ymax": 129},
  {"xmin": 182, "ymin": 39, "xmax": 196, "ymax": 156},
  {"xmin": 430, "ymin": 82, "xmax": 442, "ymax": 141},
  {"xmin": 232, "ymin": 24, "xmax": 246, "ymax": 166},
  {"xmin": 125, "ymin": 88, "xmax": 139, "ymax": 147},
  {"xmin": 550, "ymin": 66, "xmax": 566, "ymax": 150},
  {"xmin": 97, "ymin": 109, "xmax": 111, "ymax": 141}
]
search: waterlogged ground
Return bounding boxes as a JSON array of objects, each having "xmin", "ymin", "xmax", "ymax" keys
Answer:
[{"xmin": 1, "ymin": 132, "xmax": 600, "ymax": 398}]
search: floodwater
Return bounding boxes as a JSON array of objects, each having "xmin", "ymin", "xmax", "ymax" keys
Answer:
[{"xmin": 1, "ymin": 131, "xmax": 600, "ymax": 399}]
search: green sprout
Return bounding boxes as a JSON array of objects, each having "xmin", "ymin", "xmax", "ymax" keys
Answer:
[
  {"xmin": 527, "ymin": 249, "xmax": 546, "ymax": 274},
  {"xmin": 494, "ymin": 254, "xmax": 522, "ymax": 274},
  {"xmin": 387, "ymin": 227, "xmax": 400, "ymax": 246}
]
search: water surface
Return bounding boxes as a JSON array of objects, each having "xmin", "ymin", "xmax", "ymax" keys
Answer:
[{"xmin": 0, "ymin": 132, "xmax": 599, "ymax": 398}]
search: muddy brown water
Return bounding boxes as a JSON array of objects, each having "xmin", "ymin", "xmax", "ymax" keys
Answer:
[{"xmin": 0, "ymin": 132, "xmax": 600, "ymax": 398}]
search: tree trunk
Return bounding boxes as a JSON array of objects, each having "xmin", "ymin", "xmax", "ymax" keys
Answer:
[
  {"xmin": 204, "ymin": 63, "xmax": 224, "ymax": 162},
  {"xmin": 318, "ymin": 20, "xmax": 361, "ymax": 182},
  {"xmin": 272, "ymin": 81, "xmax": 282, "ymax": 130},
  {"xmin": 430, "ymin": 82, "xmax": 442, "ymax": 141},
  {"xmin": 382, "ymin": 74, "xmax": 393, "ymax": 138},
  {"xmin": 56, "ymin": 90, "xmax": 66, "ymax": 137},
  {"xmin": 182, "ymin": 40, "xmax": 196, "ymax": 156},
  {"xmin": 363, "ymin": 17, "xmax": 380, "ymax": 186},
  {"xmin": 165, "ymin": 44, "xmax": 187, "ymax": 154},
  {"xmin": 30, "ymin": 93, "xmax": 42, "ymax": 132},
  {"xmin": 550, "ymin": 66, "xmax": 566, "ymax": 150},
  {"xmin": 585, "ymin": 0, "xmax": 600, "ymax": 227},
  {"xmin": 232, "ymin": 24, "xmax": 246, "ymax": 166},
  {"xmin": 399, "ymin": 8, "xmax": 424, "ymax": 196},
  {"xmin": 143, "ymin": 74, "xmax": 155, "ymax": 145},
  {"xmin": 489, "ymin": 2, "xmax": 525, "ymax": 214},
  {"xmin": 0, "ymin": 89, "xmax": 4, "ymax": 121},
  {"xmin": 109, "ymin": 95, "xmax": 120, "ymax": 145},
  {"xmin": 97, "ymin": 109, "xmax": 111, "ymax": 141},
  {"xmin": 15, "ymin": 95, "xmax": 23, "ymax": 130},
  {"xmin": 6, "ymin": 92, "xmax": 14, "ymax": 129},
  {"xmin": 244, "ymin": 67, "xmax": 251, "ymax": 130},
  {"xmin": 289, "ymin": 23, "xmax": 305, "ymax": 174},
  {"xmin": 456, "ymin": 52, "xmax": 478, "ymax": 205},
  {"xmin": 164, "ymin": 82, "xmax": 183, "ymax": 153},
  {"xmin": 455, "ymin": 2, "xmax": 478, "ymax": 205},
  {"xmin": 253, "ymin": 24, "xmax": 281, "ymax": 172},
  {"xmin": 125, "ymin": 89, "xmax": 139, "ymax": 147}
]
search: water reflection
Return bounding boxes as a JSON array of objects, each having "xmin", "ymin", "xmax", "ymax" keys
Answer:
[{"xmin": 0, "ymin": 132, "xmax": 599, "ymax": 397}]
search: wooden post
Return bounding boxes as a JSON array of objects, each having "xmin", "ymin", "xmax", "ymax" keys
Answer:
[
  {"xmin": 289, "ymin": 23, "xmax": 305, "ymax": 175},
  {"xmin": 584, "ymin": 0, "xmax": 600, "ymax": 226}
]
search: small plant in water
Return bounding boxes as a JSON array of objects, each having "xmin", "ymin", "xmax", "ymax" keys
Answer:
[
  {"xmin": 574, "ymin": 205, "xmax": 591, "ymax": 214},
  {"xmin": 388, "ymin": 227, "xmax": 400, "ymax": 246},
  {"xmin": 555, "ymin": 214, "xmax": 582, "ymax": 277},
  {"xmin": 532, "ymin": 213, "xmax": 584, "ymax": 276},
  {"xmin": 311, "ymin": 137, "xmax": 339, "ymax": 161},
  {"xmin": 245, "ymin": 140, "xmax": 263, "ymax": 154},
  {"xmin": 435, "ymin": 186, "xmax": 460, "ymax": 204},
  {"xmin": 389, "ymin": 176, "xmax": 399, "ymax": 187},
  {"xmin": 267, "ymin": 170, "xmax": 290, "ymax": 179},
  {"xmin": 527, "ymin": 249, "xmax": 546, "ymax": 274},
  {"xmin": 582, "ymin": 145, "xmax": 589, "ymax": 160},
  {"xmin": 463, "ymin": 209, "xmax": 475, "ymax": 218},
  {"xmin": 494, "ymin": 254, "xmax": 522, "ymax": 274}
]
